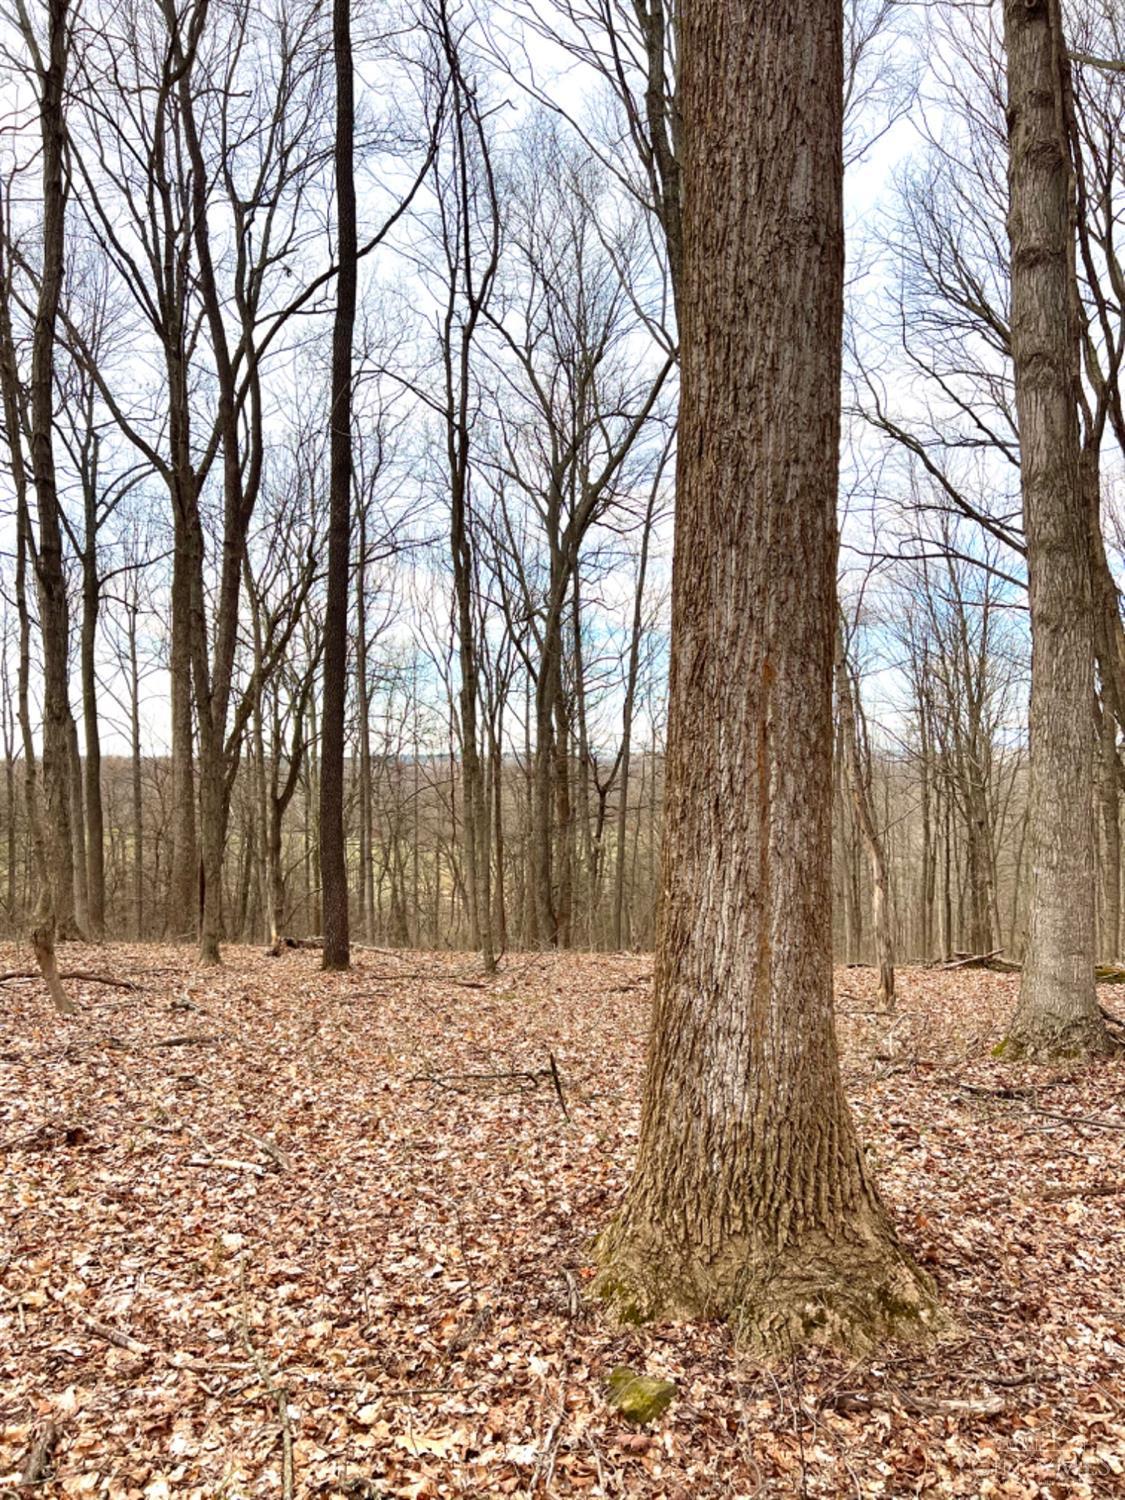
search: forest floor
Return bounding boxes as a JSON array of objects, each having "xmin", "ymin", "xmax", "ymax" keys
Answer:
[{"xmin": 1, "ymin": 947, "xmax": 1124, "ymax": 1499}]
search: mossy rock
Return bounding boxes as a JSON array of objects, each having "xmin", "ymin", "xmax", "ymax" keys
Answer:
[{"xmin": 605, "ymin": 1365, "xmax": 677, "ymax": 1424}]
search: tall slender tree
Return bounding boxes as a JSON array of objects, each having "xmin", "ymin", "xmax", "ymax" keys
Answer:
[
  {"xmin": 319, "ymin": 0, "xmax": 358, "ymax": 970},
  {"xmin": 595, "ymin": 0, "xmax": 935, "ymax": 1350},
  {"xmin": 1000, "ymin": 0, "xmax": 1110, "ymax": 1057},
  {"xmin": 18, "ymin": 0, "xmax": 83, "ymax": 1009},
  {"xmin": 835, "ymin": 618, "xmax": 895, "ymax": 1009}
]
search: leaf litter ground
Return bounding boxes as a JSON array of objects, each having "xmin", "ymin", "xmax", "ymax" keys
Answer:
[{"xmin": 1, "ymin": 946, "xmax": 1123, "ymax": 1497}]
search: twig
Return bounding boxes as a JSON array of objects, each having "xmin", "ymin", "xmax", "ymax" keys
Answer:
[
  {"xmin": 948, "ymin": 1080, "xmax": 1042, "ymax": 1100},
  {"xmin": 1026, "ymin": 1105, "xmax": 1125, "ymax": 1132},
  {"xmin": 547, "ymin": 1051, "xmax": 570, "ymax": 1119},
  {"xmin": 188, "ymin": 1154, "xmax": 267, "ymax": 1177},
  {"xmin": 408, "ymin": 1067, "xmax": 543, "ymax": 1093},
  {"xmin": 152, "ymin": 1034, "xmax": 219, "ymax": 1048},
  {"xmin": 60, "ymin": 1300, "xmax": 232, "ymax": 1375},
  {"xmin": 1039, "ymin": 1180, "xmax": 1125, "ymax": 1199},
  {"xmin": 71, "ymin": 1310, "xmax": 148, "ymax": 1356},
  {"xmin": 240, "ymin": 1129, "xmax": 293, "ymax": 1173},
  {"xmin": 238, "ymin": 1260, "xmax": 294, "ymax": 1500}
]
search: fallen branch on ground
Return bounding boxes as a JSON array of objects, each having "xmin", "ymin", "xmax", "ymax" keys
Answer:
[
  {"xmin": 1039, "ymin": 1181, "xmax": 1125, "ymax": 1200},
  {"xmin": 938, "ymin": 950, "xmax": 1019, "ymax": 973},
  {"xmin": 409, "ymin": 1058, "xmax": 570, "ymax": 1115},
  {"xmin": 188, "ymin": 1153, "xmax": 267, "ymax": 1177},
  {"xmin": 58, "ymin": 1299, "xmax": 237, "ymax": 1375},
  {"xmin": 1025, "ymin": 1104, "xmax": 1125, "ymax": 1133},
  {"xmin": 949, "ymin": 1081, "xmax": 1125, "ymax": 1131},
  {"xmin": 948, "ymin": 1080, "xmax": 1042, "ymax": 1100},
  {"xmin": 19, "ymin": 1422, "xmax": 60, "ymax": 1484},
  {"xmin": 827, "ymin": 1386, "xmax": 1005, "ymax": 1418},
  {"xmin": 240, "ymin": 1129, "xmax": 293, "ymax": 1172},
  {"xmin": 239, "ymin": 1260, "xmax": 294, "ymax": 1500},
  {"xmin": 0, "ymin": 969, "xmax": 137, "ymax": 990}
]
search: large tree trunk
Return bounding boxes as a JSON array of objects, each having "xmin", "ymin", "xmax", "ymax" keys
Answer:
[
  {"xmin": 1001, "ymin": 0, "xmax": 1109, "ymax": 1058},
  {"xmin": 595, "ymin": 0, "xmax": 934, "ymax": 1352}
]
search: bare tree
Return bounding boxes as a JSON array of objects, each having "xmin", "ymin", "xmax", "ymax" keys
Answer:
[
  {"xmin": 595, "ymin": 0, "xmax": 934, "ymax": 1349},
  {"xmin": 836, "ymin": 614, "xmax": 895, "ymax": 1008},
  {"xmin": 4, "ymin": 0, "xmax": 82, "ymax": 1010},
  {"xmin": 1000, "ymin": 0, "xmax": 1109, "ymax": 1057},
  {"xmin": 319, "ymin": 0, "xmax": 359, "ymax": 971}
]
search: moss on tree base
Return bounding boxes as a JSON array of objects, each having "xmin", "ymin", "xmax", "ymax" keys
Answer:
[{"xmin": 594, "ymin": 1218, "xmax": 941, "ymax": 1358}]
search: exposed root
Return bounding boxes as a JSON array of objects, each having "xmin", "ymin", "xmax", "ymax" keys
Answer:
[
  {"xmin": 996, "ymin": 1012, "xmax": 1117, "ymax": 1062},
  {"xmin": 594, "ymin": 1219, "xmax": 941, "ymax": 1358}
]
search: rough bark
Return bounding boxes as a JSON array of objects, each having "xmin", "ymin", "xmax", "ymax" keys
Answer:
[
  {"xmin": 26, "ymin": 0, "xmax": 83, "ymax": 997},
  {"xmin": 1001, "ymin": 0, "xmax": 1110, "ymax": 1058},
  {"xmin": 318, "ymin": 0, "xmax": 357, "ymax": 972},
  {"xmin": 595, "ymin": 0, "xmax": 935, "ymax": 1352}
]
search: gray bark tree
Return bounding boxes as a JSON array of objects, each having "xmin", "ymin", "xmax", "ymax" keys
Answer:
[
  {"xmin": 14, "ymin": 0, "xmax": 83, "ymax": 1010},
  {"xmin": 1000, "ymin": 0, "xmax": 1111, "ymax": 1057},
  {"xmin": 835, "ymin": 619, "xmax": 895, "ymax": 1008},
  {"xmin": 594, "ymin": 0, "xmax": 935, "ymax": 1350}
]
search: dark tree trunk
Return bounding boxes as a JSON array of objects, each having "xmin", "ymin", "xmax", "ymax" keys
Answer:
[
  {"xmin": 27, "ymin": 0, "xmax": 82, "ymax": 995},
  {"xmin": 595, "ymin": 0, "xmax": 933, "ymax": 1351},
  {"xmin": 319, "ymin": 0, "xmax": 357, "ymax": 970}
]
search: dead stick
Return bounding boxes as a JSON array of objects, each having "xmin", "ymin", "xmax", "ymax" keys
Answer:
[
  {"xmin": 1027, "ymin": 1105, "xmax": 1125, "ymax": 1132},
  {"xmin": 0, "ymin": 969, "xmax": 137, "ymax": 990},
  {"xmin": 72, "ymin": 1310, "xmax": 148, "ymax": 1356},
  {"xmin": 60, "ymin": 1302, "xmax": 226, "ymax": 1375},
  {"xmin": 238, "ymin": 1261, "xmax": 294, "ymax": 1500},
  {"xmin": 547, "ymin": 1052, "xmax": 570, "ymax": 1119},
  {"xmin": 188, "ymin": 1154, "xmax": 267, "ymax": 1177},
  {"xmin": 20, "ymin": 1422, "xmax": 60, "ymax": 1484},
  {"xmin": 240, "ymin": 1129, "xmax": 293, "ymax": 1173},
  {"xmin": 1039, "ymin": 1181, "xmax": 1125, "ymax": 1200}
]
